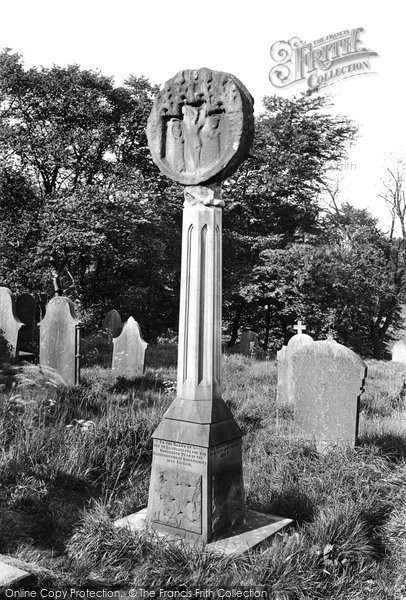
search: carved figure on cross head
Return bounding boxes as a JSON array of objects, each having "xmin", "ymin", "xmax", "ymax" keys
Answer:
[
  {"xmin": 147, "ymin": 68, "xmax": 254, "ymax": 185},
  {"xmin": 182, "ymin": 102, "xmax": 207, "ymax": 170}
]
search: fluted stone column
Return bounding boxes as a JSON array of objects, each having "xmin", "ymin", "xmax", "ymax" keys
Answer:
[
  {"xmin": 146, "ymin": 184, "xmax": 244, "ymax": 544},
  {"xmin": 177, "ymin": 185, "xmax": 222, "ymax": 403}
]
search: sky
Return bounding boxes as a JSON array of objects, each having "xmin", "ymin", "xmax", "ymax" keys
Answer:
[{"xmin": 0, "ymin": 0, "xmax": 404, "ymax": 232}]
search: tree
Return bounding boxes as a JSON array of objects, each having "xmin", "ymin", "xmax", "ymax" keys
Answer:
[
  {"xmin": 221, "ymin": 90, "xmax": 358, "ymax": 345},
  {"xmin": 247, "ymin": 203, "xmax": 403, "ymax": 358},
  {"xmin": 0, "ymin": 50, "xmax": 182, "ymax": 339}
]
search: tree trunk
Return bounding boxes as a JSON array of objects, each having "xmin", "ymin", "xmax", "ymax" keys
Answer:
[
  {"xmin": 263, "ymin": 303, "xmax": 271, "ymax": 352},
  {"xmin": 228, "ymin": 303, "xmax": 244, "ymax": 347}
]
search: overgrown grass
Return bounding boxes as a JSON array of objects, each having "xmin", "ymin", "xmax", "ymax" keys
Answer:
[{"xmin": 0, "ymin": 351, "xmax": 405, "ymax": 598}]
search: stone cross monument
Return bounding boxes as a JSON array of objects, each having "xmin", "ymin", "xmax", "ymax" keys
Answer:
[
  {"xmin": 145, "ymin": 68, "xmax": 254, "ymax": 544},
  {"xmin": 116, "ymin": 68, "xmax": 292, "ymax": 552}
]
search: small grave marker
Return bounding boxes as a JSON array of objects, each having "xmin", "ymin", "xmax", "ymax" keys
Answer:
[
  {"xmin": 112, "ymin": 316, "xmax": 147, "ymax": 378},
  {"xmin": 276, "ymin": 323, "xmax": 313, "ymax": 405},
  {"xmin": 102, "ymin": 309, "xmax": 122, "ymax": 339},
  {"xmin": 39, "ymin": 296, "xmax": 81, "ymax": 385},
  {"xmin": 0, "ymin": 287, "xmax": 22, "ymax": 361},
  {"xmin": 16, "ymin": 292, "xmax": 37, "ymax": 357},
  {"xmin": 239, "ymin": 330, "xmax": 259, "ymax": 356},
  {"xmin": 391, "ymin": 340, "xmax": 406, "ymax": 363}
]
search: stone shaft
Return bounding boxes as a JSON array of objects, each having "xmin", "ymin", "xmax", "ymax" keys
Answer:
[
  {"xmin": 177, "ymin": 192, "xmax": 222, "ymax": 401},
  {"xmin": 146, "ymin": 185, "xmax": 244, "ymax": 544}
]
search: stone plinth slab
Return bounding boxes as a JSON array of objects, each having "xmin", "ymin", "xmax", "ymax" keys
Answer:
[
  {"xmin": 0, "ymin": 560, "xmax": 30, "ymax": 586},
  {"xmin": 206, "ymin": 510, "xmax": 293, "ymax": 556},
  {"xmin": 115, "ymin": 508, "xmax": 292, "ymax": 556}
]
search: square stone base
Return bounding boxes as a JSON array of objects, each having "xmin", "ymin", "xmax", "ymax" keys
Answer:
[{"xmin": 115, "ymin": 508, "xmax": 292, "ymax": 557}]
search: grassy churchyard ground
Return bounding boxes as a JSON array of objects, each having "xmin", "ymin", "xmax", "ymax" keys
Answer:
[{"xmin": 0, "ymin": 347, "xmax": 406, "ymax": 598}]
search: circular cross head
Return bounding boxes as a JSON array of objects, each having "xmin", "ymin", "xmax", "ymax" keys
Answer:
[{"xmin": 147, "ymin": 67, "xmax": 254, "ymax": 185}]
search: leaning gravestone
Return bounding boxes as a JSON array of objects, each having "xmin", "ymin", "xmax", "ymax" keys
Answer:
[
  {"xmin": 239, "ymin": 330, "xmax": 259, "ymax": 356},
  {"xmin": 115, "ymin": 68, "xmax": 292, "ymax": 554},
  {"xmin": 16, "ymin": 292, "xmax": 37, "ymax": 357},
  {"xmin": 112, "ymin": 317, "xmax": 147, "ymax": 378},
  {"xmin": 0, "ymin": 287, "xmax": 22, "ymax": 361},
  {"xmin": 39, "ymin": 296, "xmax": 81, "ymax": 385},
  {"xmin": 292, "ymin": 338, "xmax": 367, "ymax": 450},
  {"xmin": 391, "ymin": 340, "xmax": 406, "ymax": 363},
  {"xmin": 102, "ymin": 309, "xmax": 122, "ymax": 340},
  {"xmin": 277, "ymin": 321, "xmax": 313, "ymax": 405}
]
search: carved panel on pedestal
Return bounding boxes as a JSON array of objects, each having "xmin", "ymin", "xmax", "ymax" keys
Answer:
[{"xmin": 152, "ymin": 469, "xmax": 202, "ymax": 534}]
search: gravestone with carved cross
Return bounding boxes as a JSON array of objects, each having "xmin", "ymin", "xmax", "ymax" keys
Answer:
[
  {"xmin": 292, "ymin": 339, "xmax": 367, "ymax": 450},
  {"xmin": 277, "ymin": 320, "xmax": 313, "ymax": 406}
]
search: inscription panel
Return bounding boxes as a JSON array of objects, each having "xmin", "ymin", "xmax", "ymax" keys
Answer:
[
  {"xmin": 209, "ymin": 438, "xmax": 241, "ymax": 467},
  {"xmin": 154, "ymin": 439, "xmax": 208, "ymax": 468}
]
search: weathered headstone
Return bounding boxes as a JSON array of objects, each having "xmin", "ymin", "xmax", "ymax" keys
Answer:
[
  {"xmin": 391, "ymin": 340, "xmax": 406, "ymax": 363},
  {"xmin": 0, "ymin": 287, "xmax": 22, "ymax": 361},
  {"xmin": 239, "ymin": 330, "xmax": 259, "ymax": 356},
  {"xmin": 276, "ymin": 345, "xmax": 288, "ymax": 403},
  {"xmin": 115, "ymin": 67, "xmax": 292, "ymax": 551},
  {"xmin": 111, "ymin": 317, "xmax": 147, "ymax": 378},
  {"xmin": 102, "ymin": 309, "xmax": 122, "ymax": 339},
  {"xmin": 16, "ymin": 292, "xmax": 37, "ymax": 356},
  {"xmin": 39, "ymin": 296, "xmax": 81, "ymax": 385},
  {"xmin": 292, "ymin": 339, "xmax": 367, "ymax": 450},
  {"xmin": 276, "ymin": 322, "xmax": 313, "ymax": 405}
]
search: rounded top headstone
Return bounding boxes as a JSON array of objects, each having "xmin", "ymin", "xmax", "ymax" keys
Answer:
[
  {"xmin": 391, "ymin": 340, "xmax": 406, "ymax": 363},
  {"xmin": 102, "ymin": 309, "xmax": 122, "ymax": 339},
  {"xmin": 287, "ymin": 333, "xmax": 313, "ymax": 353},
  {"xmin": 147, "ymin": 67, "xmax": 254, "ymax": 185},
  {"xmin": 312, "ymin": 339, "xmax": 365, "ymax": 366},
  {"xmin": 16, "ymin": 293, "xmax": 36, "ymax": 325}
]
